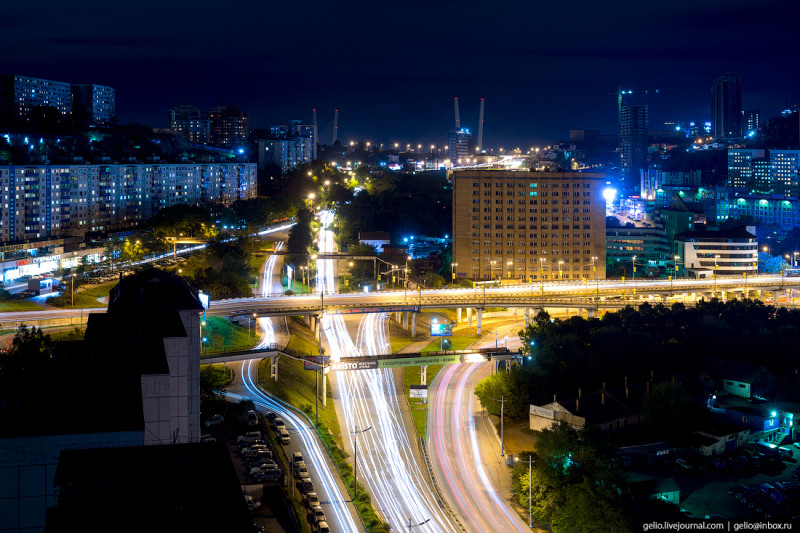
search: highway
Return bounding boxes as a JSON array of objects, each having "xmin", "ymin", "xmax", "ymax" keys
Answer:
[
  {"xmin": 317, "ymin": 210, "xmax": 459, "ymax": 532},
  {"xmin": 428, "ymin": 324, "xmax": 528, "ymax": 533},
  {"xmin": 4, "ymin": 274, "xmax": 799, "ymax": 326},
  {"xmin": 230, "ymin": 234, "xmax": 363, "ymax": 532}
]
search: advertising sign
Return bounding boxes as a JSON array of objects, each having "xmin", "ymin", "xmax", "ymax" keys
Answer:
[
  {"xmin": 430, "ymin": 322, "xmax": 453, "ymax": 336},
  {"xmin": 410, "ymin": 385, "xmax": 428, "ymax": 399},
  {"xmin": 198, "ymin": 292, "xmax": 210, "ymax": 309},
  {"xmin": 378, "ymin": 354, "xmax": 460, "ymax": 369},
  {"xmin": 330, "ymin": 360, "xmax": 379, "ymax": 372}
]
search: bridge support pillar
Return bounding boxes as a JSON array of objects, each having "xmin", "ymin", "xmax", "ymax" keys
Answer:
[
  {"xmin": 467, "ymin": 307, "xmax": 473, "ymax": 329},
  {"xmin": 720, "ymin": 291, "xmax": 727, "ymax": 302},
  {"xmin": 586, "ymin": 308, "xmax": 595, "ymax": 319},
  {"xmin": 270, "ymin": 355, "xmax": 279, "ymax": 381},
  {"xmin": 305, "ymin": 314, "xmax": 312, "ymax": 328},
  {"xmin": 395, "ymin": 311, "xmax": 401, "ymax": 323},
  {"xmin": 411, "ymin": 312, "xmax": 417, "ymax": 337},
  {"xmin": 421, "ymin": 365, "xmax": 427, "ymax": 386},
  {"xmin": 457, "ymin": 307, "xmax": 462, "ymax": 323},
  {"xmin": 477, "ymin": 309, "xmax": 483, "ymax": 335},
  {"xmin": 403, "ymin": 311, "xmax": 409, "ymax": 330},
  {"xmin": 757, "ymin": 289, "xmax": 763, "ymax": 301}
]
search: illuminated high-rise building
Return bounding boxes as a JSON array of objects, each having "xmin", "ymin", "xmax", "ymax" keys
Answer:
[
  {"xmin": 726, "ymin": 149, "xmax": 765, "ymax": 189},
  {"xmin": 619, "ymin": 104, "xmax": 648, "ymax": 175},
  {"xmin": 711, "ymin": 74, "xmax": 742, "ymax": 139},
  {"xmin": 0, "ymin": 74, "xmax": 72, "ymax": 125},
  {"xmin": 169, "ymin": 104, "xmax": 210, "ymax": 144},
  {"xmin": 448, "ymin": 128, "xmax": 475, "ymax": 167},
  {"xmin": 743, "ymin": 109, "xmax": 760, "ymax": 137},
  {"xmin": 208, "ymin": 105, "xmax": 250, "ymax": 148},
  {"xmin": 770, "ymin": 150, "xmax": 800, "ymax": 198}
]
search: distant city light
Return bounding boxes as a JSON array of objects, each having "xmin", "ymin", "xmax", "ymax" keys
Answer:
[{"xmin": 602, "ymin": 188, "xmax": 617, "ymax": 203}]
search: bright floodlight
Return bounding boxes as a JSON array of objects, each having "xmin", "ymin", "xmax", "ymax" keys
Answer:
[{"xmin": 602, "ymin": 187, "xmax": 617, "ymax": 203}]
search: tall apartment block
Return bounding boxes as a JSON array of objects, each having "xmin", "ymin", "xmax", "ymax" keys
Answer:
[
  {"xmin": 726, "ymin": 149, "xmax": 765, "ymax": 189},
  {"xmin": 169, "ymin": 104, "xmax": 211, "ymax": 144},
  {"xmin": 0, "ymin": 74, "xmax": 115, "ymax": 126},
  {"xmin": 452, "ymin": 170, "xmax": 606, "ymax": 281},
  {"xmin": 72, "ymin": 83, "xmax": 116, "ymax": 124},
  {"xmin": 208, "ymin": 105, "xmax": 249, "ymax": 147},
  {"xmin": 619, "ymin": 104, "xmax": 648, "ymax": 176},
  {"xmin": 0, "ymin": 74, "xmax": 72, "ymax": 124},
  {"xmin": 258, "ymin": 138, "xmax": 314, "ymax": 173},
  {"xmin": 0, "ymin": 163, "xmax": 256, "ymax": 244},
  {"xmin": 712, "ymin": 74, "xmax": 742, "ymax": 139}
]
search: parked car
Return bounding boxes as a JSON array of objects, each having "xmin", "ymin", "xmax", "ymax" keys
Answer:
[
  {"xmin": 295, "ymin": 465, "xmax": 309, "ymax": 479},
  {"xmin": 300, "ymin": 477, "xmax": 314, "ymax": 493},
  {"xmin": 200, "ymin": 434, "xmax": 217, "ymax": 443},
  {"xmin": 244, "ymin": 494, "xmax": 261, "ymax": 512},
  {"xmin": 246, "ymin": 410, "xmax": 259, "ymax": 426},
  {"xmin": 317, "ymin": 522, "xmax": 330, "ymax": 533},
  {"xmin": 305, "ymin": 492, "xmax": 320, "ymax": 509},
  {"xmin": 675, "ymin": 458, "xmax": 693, "ymax": 471},
  {"xmin": 204, "ymin": 414, "xmax": 224, "ymax": 427},
  {"xmin": 241, "ymin": 444, "xmax": 269, "ymax": 455},
  {"xmin": 237, "ymin": 431, "xmax": 262, "ymax": 442},
  {"xmin": 311, "ymin": 506, "xmax": 326, "ymax": 524},
  {"xmin": 292, "ymin": 451, "xmax": 304, "ymax": 464},
  {"xmin": 272, "ymin": 417, "xmax": 285, "ymax": 431},
  {"xmin": 279, "ymin": 428, "xmax": 291, "ymax": 445}
]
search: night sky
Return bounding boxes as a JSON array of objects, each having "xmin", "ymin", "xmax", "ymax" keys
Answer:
[{"xmin": 3, "ymin": 0, "xmax": 797, "ymax": 148}]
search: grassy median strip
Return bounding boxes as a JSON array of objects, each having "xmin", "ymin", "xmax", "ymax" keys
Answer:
[
  {"xmin": 0, "ymin": 300, "xmax": 43, "ymax": 312},
  {"xmin": 200, "ymin": 316, "xmax": 253, "ymax": 355}
]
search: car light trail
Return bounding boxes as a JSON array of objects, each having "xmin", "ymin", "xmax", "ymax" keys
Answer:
[
  {"xmin": 429, "ymin": 362, "xmax": 530, "ymax": 533},
  {"xmin": 316, "ymin": 209, "xmax": 458, "ymax": 532}
]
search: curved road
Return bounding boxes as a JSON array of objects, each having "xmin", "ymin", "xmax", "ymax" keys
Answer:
[{"xmin": 428, "ymin": 323, "xmax": 529, "ymax": 533}]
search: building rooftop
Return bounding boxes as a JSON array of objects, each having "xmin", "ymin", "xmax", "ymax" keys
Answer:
[
  {"xmin": 48, "ymin": 442, "xmax": 253, "ymax": 533},
  {"xmin": 629, "ymin": 477, "xmax": 681, "ymax": 497}
]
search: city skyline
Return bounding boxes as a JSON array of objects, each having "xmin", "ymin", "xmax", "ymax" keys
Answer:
[{"xmin": 1, "ymin": 0, "xmax": 797, "ymax": 147}]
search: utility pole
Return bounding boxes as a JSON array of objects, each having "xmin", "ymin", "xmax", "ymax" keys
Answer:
[
  {"xmin": 488, "ymin": 395, "xmax": 505, "ymax": 455},
  {"xmin": 517, "ymin": 455, "xmax": 535, "ymax": 528},
  {"xmin": 352, "ymin": 426, "xmax": 372, "ymax": 500}
]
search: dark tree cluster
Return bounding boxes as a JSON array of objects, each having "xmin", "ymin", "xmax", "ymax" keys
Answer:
[
  {"xmin": 477, "ymin": 299, "xmax": 800, "ymax": 424},
  {"xmin": 512, "ymin": 423, "xmax": 631, "ymax": 533},
  {"xmin": 336, "ymin": 172, "xmax": 451, "ymax": 247}
]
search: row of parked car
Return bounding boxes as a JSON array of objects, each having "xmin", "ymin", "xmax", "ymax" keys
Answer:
[
  {"xmin": 729, "ymin": 469, "xmax": 800, "ymax": 519},
  {"xmin": 236, "ymin": 427, "xmax": 284, "ymax": 483},
  {"xmin": 290, "ymin": 451, "xmax": 329, "ymax": 533}
]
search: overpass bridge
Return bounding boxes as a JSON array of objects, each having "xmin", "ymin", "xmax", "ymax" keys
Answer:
[
  {"xmin": 207, "ymin": 274, "xmax": 800, "ymax": 336},
  {"xmin": 2, "ymin": 275, "xmax": 800, "ymax": 331}
]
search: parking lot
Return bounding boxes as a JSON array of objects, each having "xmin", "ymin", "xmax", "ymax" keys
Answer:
[{"xmin": 642, "ymin": 444, "xmax": 800, "ymax": 519}]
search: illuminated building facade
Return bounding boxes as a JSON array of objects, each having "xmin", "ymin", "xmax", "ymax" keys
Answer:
[{"xmin": 452, "ymin": 170, "xmax": 606, "ymax": 281}]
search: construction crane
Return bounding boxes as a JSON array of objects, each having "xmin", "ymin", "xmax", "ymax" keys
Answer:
[{"xmin": 611, "ymin": 87, "xmax": 662, "ymax": 122}]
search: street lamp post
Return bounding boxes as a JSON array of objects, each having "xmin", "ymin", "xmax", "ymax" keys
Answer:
[
  {"xmin": 558, "ymin": 260, "xmax": 564, "ymax": 281},
  {"xmin": 248, "ymin": 312, "xmax": 257, "ymax": 344},
  {"xmin": 488, "ymin": 395, "xmax": 506, "ymax": 456},
  {"xmin": 714, "ymin": 254, "xmax": 720, "ymax": 297},
  {"xmin": 70, "ymin": 273, "xmax": 75, "ymax": 307},
  {"xmin": 516, "ymin": 455, "xmax": 535, "ymax": 528},
  {"xmin": 507, "ymin": 260, "xmax": 513, "ymax": 279},
  {"xmin": 352, "ymin": 425, "xmax": 372, "ymax": 500},
  {"xmin": 451, "ymin": 262, "xmax": 457, "ymax": 286}
]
